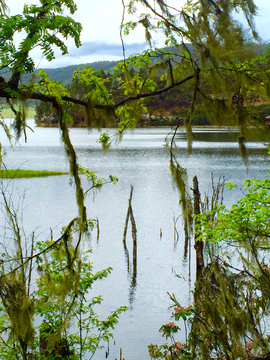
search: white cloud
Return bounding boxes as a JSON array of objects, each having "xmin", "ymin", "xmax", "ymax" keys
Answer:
[
  {"xmin": 5, "ymin": 0, "xmax": 270, "ymax": 69},
  {"xmin": 254, "ymin": 0, "xmax": 270, "ymax": 42}
]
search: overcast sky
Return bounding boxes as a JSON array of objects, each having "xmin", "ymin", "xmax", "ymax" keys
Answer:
[{"xmin": 7, "ymin": 0, "xmax": 270, "ymax": 69}]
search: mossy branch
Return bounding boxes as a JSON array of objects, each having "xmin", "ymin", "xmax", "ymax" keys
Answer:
[
  {"xmin": 2, "ymin": 217, "xmax": 79, "ymax": 276},
  {"xmin": 0, "ymin": 73, "xmax": 195, "ymax": 111}
]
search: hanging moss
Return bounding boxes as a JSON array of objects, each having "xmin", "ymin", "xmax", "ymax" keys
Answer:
[
  {"xmin": 170, "ymin": 158, "xmax": 193, "ymax": 242},
  {"xmin": 55, "ymin": 103, "xmax": 87, "ymax": 232}
]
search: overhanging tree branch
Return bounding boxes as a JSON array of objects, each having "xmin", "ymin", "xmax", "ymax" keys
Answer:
[{"xmin": 0, "ymin": 73, "xmax": 195, "ymax": 110}]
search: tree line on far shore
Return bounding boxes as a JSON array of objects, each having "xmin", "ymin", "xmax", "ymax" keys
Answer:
[{"xmin": 35, "ymin": 44, "xmax": 270, "ymax": 129}]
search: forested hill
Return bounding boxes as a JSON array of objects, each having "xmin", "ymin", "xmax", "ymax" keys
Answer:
[
  {"xmin": 39, "ymin": 45, "xmax": 197, "ymax": 85},
  {"xmin": 0, "ymin": 60, "xmax": 120, "ymax": 87},
  {"xmin": 41, "ymin": 60, "xmax": 120, "ymax": 86},
  {"xmin": 41, "ymin": 43, "xmax": 267, "ymax": 86},
  {"xmin": 0, "ymin": 44, "xmax": 268, "ymax": 87},
  {"xmin": 33, "ymin": 43, "xmax": 270, "ymax": 128}
]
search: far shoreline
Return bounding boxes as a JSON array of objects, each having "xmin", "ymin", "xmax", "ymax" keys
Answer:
[{"xmin": 3, "ymin": 115, "xmax": 267, "ymax": 132}]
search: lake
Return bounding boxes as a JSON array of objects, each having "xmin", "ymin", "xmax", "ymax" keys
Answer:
[{"xmin": 0, "ymin": 120, "xmax": 269, "ymax": 359}]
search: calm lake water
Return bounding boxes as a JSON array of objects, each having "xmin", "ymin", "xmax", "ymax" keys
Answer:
[{"xmin": 0, "ymin": 120, "xmax": 269, "ymax": 359}]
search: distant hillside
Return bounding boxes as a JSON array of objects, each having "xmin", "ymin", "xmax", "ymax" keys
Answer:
[
  {"xmin": 41, "ymin": 60, "xmax": 120, "ymax": 86},
  {"xmin": 0, "ymin": 60, "xmax": 120, "ymax": 87},
  {"xmin": 1, "ymin": 43, "xmax": 268, "ymax": 87}
]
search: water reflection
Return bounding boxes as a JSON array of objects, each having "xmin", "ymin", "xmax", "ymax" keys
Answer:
[
  {"xmin": 176, "ymin": 127, "xmax": 270, "ymax": 143},
  {"xmin": 0, "ymin": 124, "xmax": 269, "ymax": 360},
  {"xmin": 122, "ymin": 185, "xmax": 137, "ymax": 305}
]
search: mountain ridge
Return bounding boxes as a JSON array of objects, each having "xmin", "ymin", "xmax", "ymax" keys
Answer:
[
  {"xmin": 0, "ymin": 59, "xmax": 120, "ymax": 87},
  {"xmin": 0, "ymin": 43, "xmax": 268, "ymax": 87}
]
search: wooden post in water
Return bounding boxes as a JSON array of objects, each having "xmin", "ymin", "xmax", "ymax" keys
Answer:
[
  {"xmin": 183, "ymin": 218, "xmax": 188, "ymax": 258},
  {"xmin": 130, "ymin": 203, "xmax": 137, "ymax": 295},
  {"xmin": 192, "ymin": 175, "xmax": 204, "ymax": 280},
  {"xmin": 123, "ymin": 187, "xmax": 134, "ymax": 270},
  {"xmin": 123, "ymin": 186, "xmax": 133, "ymax": 243},
  {"xmin": 129, "ymin": 195, "xmax": 137, "ymax": 280},
  {"xmin": 122, "ymin": 185, "xmax": 137, "ymax": 303},
  {"xmin": 96, "ymin": 217, "xmax": 100, "ymax": 243},
  {"xmin": 130, "ymin": 186, "xmax": 137, "ymax": 301}
]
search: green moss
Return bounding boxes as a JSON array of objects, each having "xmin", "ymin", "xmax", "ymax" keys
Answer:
[{"xmin": 0, "ymin": 169, "xmax": 68, "ymax": 179}]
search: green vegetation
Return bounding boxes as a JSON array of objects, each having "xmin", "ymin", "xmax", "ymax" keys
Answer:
[
  {"xmin": 0, "ymin": 202, "xmax": 127, "ymax": 359},
  {"xmin": 0, "ymin": 169, "xmax": 68, "ymax": 178},
  {"xmin": 0, "ymin": 0, "xmax": 269, "ymax": 359},
  {"xmin": 0, "ymin": 105, "xmax": 36, "ymax": 118},
  {"xmin": 149, "ymin": 177, "xmax": 270, "ymax": 359},
  {"xmin": 35, "ymin": 46, "xmax": 270, "ymax": 128},
  {"xmin": 0, "ymin": 60, "xmax": 120, "ymax": 87}
]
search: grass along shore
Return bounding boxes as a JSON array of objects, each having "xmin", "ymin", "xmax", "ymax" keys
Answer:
[
  {"xmin": 0, "ymin": 169, "xmax": 68, "ymax": 179},
  {"xmin": 1, "ymin": 106, "xmax": 36, "ymax": 119}
]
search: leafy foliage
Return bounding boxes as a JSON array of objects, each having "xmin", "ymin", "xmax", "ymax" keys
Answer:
[
  {"xmin": 149, "ymin": 177, "xmax": 270, "ymax": 360},
  {"xmin": 0, "ymin": 0, "xmax": 81, "ymax": 73},
  {"xmin": 0, "ymin": 1, "xmax": 270, "ymax": 359},
  {"xmin": 35, "ymin": 243, "xmax": 127, "ymax": 360},
  {"xmin": 0, "ymin": 190, "xmax": 127, "ymax": 360}
]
